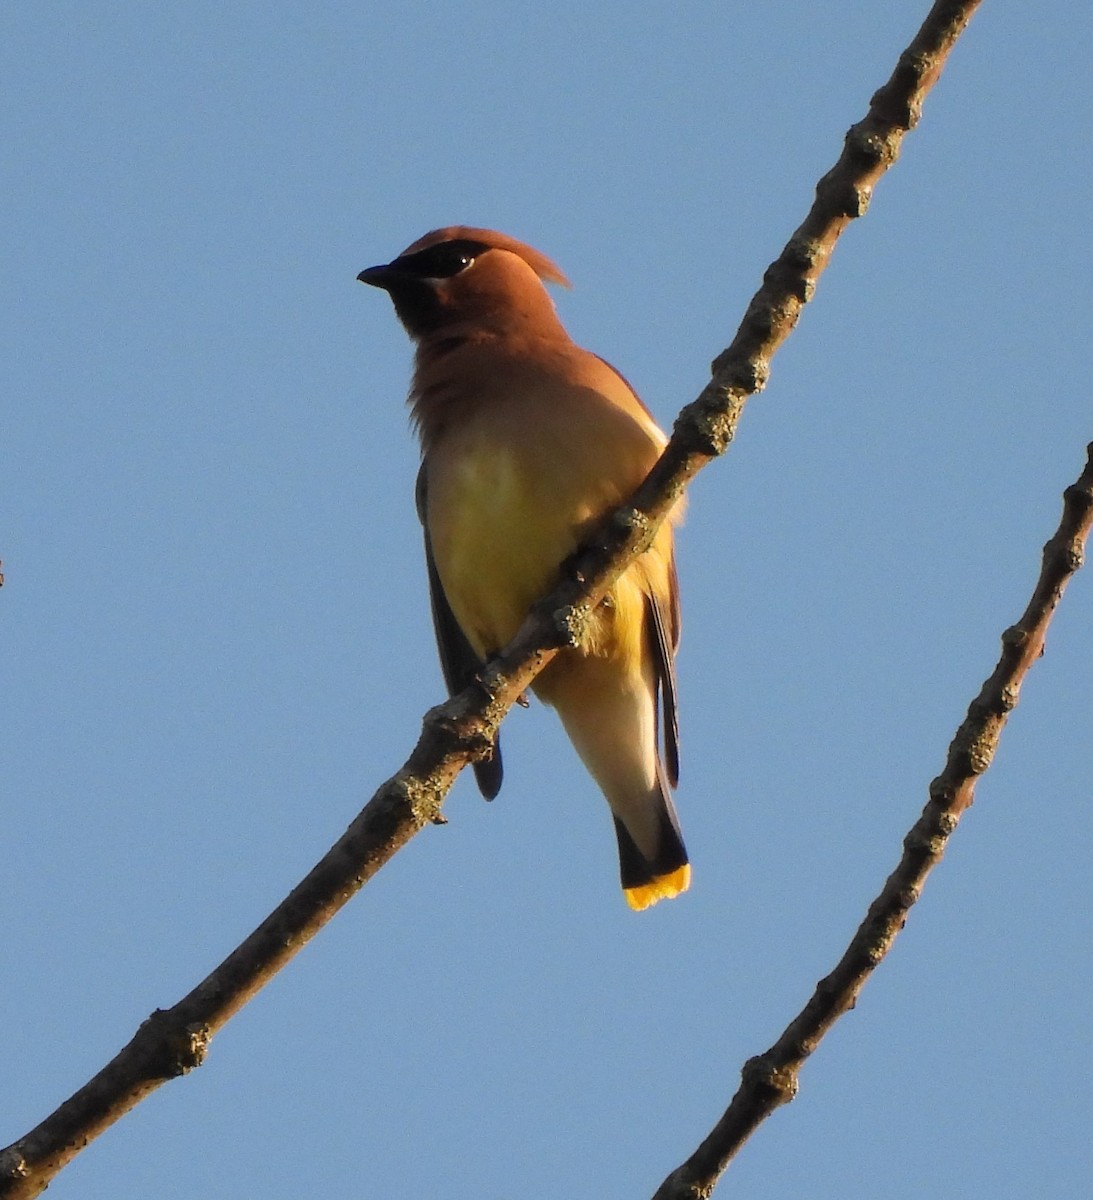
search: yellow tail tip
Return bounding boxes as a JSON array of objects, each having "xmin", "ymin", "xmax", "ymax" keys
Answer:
[{"xmin": 624, "ymin": 864, "xmax": 691, "ymax": 911}]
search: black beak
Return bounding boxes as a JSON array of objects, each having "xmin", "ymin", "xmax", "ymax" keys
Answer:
[{"xmin": 357, "ymin": 263, "xmax": 401, "ymax": 288}]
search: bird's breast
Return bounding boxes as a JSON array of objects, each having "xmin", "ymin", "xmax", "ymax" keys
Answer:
[{"xmin": 416, "ymin": 348, "xmax": 671, "ymax": 663}]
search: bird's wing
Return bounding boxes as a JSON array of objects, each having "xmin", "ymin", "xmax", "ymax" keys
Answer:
[
  {"xmin": 416, "ymin": 463, "xmax": 503, "ymax": 799},
  {"xmin": 646, "ymin": 551, "xmax": 681, "ymax": 788}
]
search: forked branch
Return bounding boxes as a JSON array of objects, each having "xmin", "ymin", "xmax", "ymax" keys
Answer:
[{"xmin": 653, "ymin": 444, "xmax": 1093, "ymax": 1200}]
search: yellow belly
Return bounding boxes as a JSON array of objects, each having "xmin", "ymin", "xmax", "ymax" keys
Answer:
[
  {"xmin": 429, "ymin": 442, "xmax": 581, "ymax": 657},
  {"xmin": 422, "ymin": 375, "xmax": 674, "ymax": 669}
]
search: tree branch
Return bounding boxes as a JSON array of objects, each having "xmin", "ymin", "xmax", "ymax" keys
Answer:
[
  {"xmin": 0, "ymin": 1, "xmax": 984, "ymax": 1195},
  {"xmin": 652, "ymin": 443, "xmax": 1093, "ymax": 1200}
]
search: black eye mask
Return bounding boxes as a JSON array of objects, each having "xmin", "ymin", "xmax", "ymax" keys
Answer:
[{"xmin": 392, "ymin": 239, "xmax": 489, "ymax": 280}]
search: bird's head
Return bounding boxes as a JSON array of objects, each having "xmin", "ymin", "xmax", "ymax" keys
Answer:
[{"xmin": 358, "ymin": 226, "xmax": 571, "ymax": 341}]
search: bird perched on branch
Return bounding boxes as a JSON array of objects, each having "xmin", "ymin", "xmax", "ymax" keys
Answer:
[{"xmin": 359, "ymin": 226, "xmax": 688, "ymax": 910}]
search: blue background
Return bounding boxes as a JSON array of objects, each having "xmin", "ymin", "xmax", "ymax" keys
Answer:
[{"xmin": 4, "ymin": 4, "xmax": 1090, "ymax": 1197}]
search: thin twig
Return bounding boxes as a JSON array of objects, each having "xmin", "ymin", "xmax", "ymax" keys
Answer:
[
  {"xmin": 652, "ymin": 444, "xmax": 1093, "ymax": 1200},
  {"xmin": 0, "ymin": 2, "xmax": 984, "ymax": 1196}
]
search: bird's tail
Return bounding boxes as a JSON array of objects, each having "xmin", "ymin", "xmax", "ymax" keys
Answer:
[
  {"xmin": 613, "ymin": 768, "xmax": 690, "ymax": 911},
  {"xmin": 536, "ymin": 642, "xmax": 689, "ymax": 911}
]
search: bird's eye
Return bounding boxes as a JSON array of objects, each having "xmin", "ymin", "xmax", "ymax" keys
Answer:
[
  {"xmin": 434, "ymin": 247, "xmax": 474, "ymax": 275},
  {"xmin": 394, "ymin": 240, "xmax": 485, "ymax": 280}
]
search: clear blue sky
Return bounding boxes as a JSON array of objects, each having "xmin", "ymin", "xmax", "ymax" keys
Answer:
[{"xmin": 4, "ymin": 4, "xmax": 1091, "ymax": 1197}]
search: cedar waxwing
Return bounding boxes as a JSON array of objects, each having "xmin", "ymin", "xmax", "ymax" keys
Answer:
[{"xmin": 359, "ymin": 227, "xmax": 688, "ymax": 910}]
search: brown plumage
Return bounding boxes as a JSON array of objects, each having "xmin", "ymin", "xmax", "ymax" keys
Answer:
[{"xmin": 359, "ymin": 226, "xmax": 688, "ymax": 909}]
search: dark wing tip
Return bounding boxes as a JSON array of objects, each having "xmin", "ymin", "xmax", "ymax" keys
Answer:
[{"xmin": 473, "ymin": 748, "xmax": 504, "ymax": 800}]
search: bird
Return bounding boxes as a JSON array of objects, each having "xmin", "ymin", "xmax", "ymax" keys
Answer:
[{"xmin": 358, "ymin": 226, "xmax": 688, "ymax": 910}]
